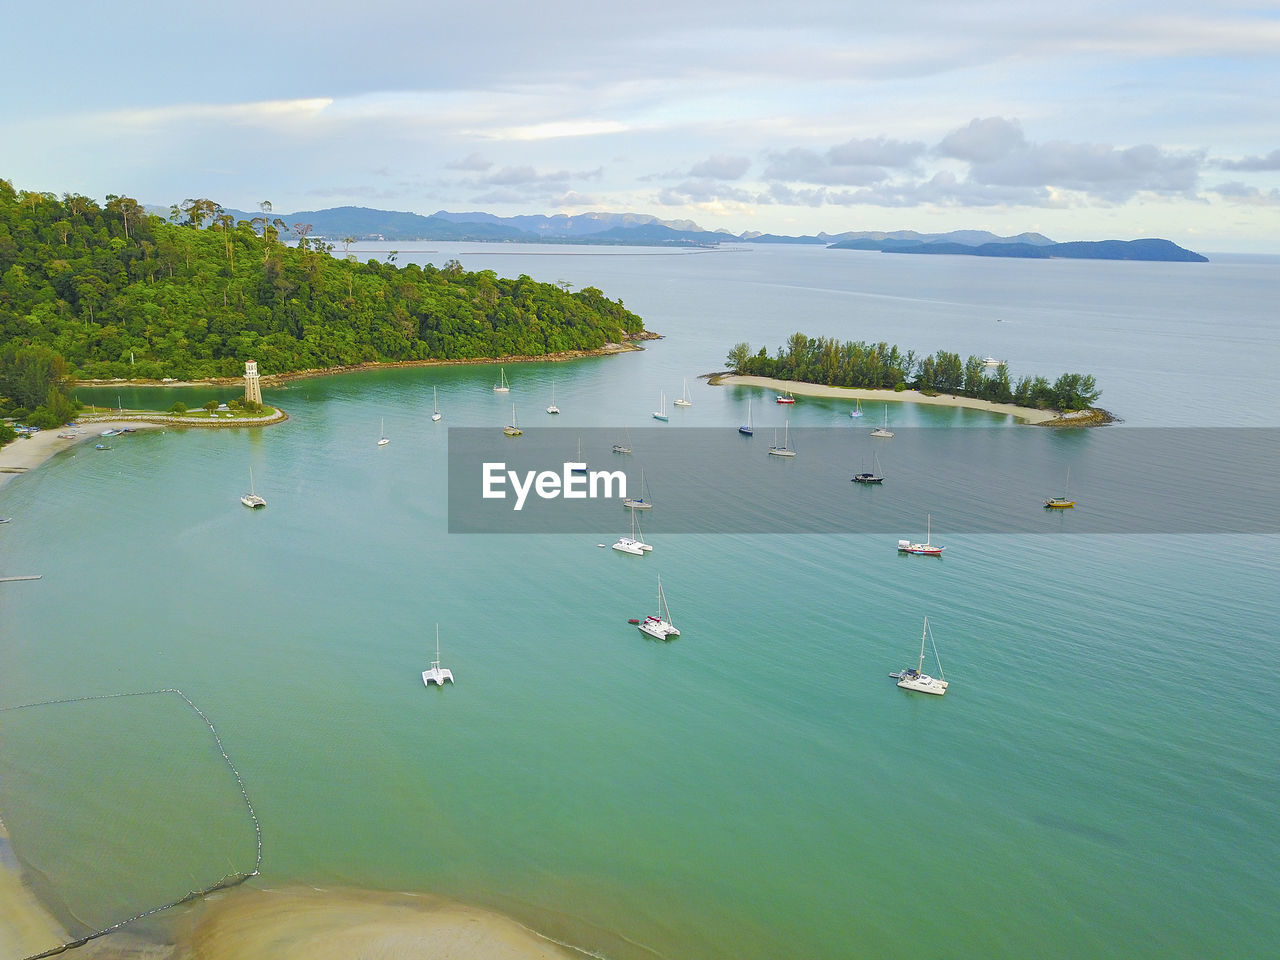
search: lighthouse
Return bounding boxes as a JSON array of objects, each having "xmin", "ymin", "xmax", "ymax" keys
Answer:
[{"xmin": 244, "ymin": 360, "xmax": 262, "ymax": 405}]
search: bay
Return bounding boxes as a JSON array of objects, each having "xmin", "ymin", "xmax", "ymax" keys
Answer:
[{"xmin": 3, "ymin": 244, "xmax": 1278, "ymax": 959}]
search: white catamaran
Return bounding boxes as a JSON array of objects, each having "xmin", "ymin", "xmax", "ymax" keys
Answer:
[
  {"xmin": 422, "ymin": 624, "xmax": 455, "ymax": 686},
  {"xmin": 637, "ymin": 575, "xmax": 680, "ymax": 639},
  {"xmin": 890, "ymin": 617, "xmax": 948, "ymax": 695}
]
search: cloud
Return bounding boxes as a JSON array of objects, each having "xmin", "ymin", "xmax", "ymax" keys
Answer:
[
  {"xmin": 827, "ymin": 136, "xmax": 926, "ymax": 168},
  {"xmin": 1210, "ymin": 181, "xmax": 1280, "ymax": 205},
  {"xmin": 473, "ymin": 119, "xmax": 629, "ymax": 141},
  {"xmin": 687, "ymin": 155, "xmax": 751, "ymax": 180},
  {"xmin": 446, "ymin": 153, "xmax": 492, "ymax": 172},
  {"xmin": 479, "ymin": 166, "xmax": 602, "ymax": 187},
  {"xmin": 763, "ymin": 147, "xmax": 896, "ymax": 186},
  {"xmin": 936, "ymin": 117, "xmax": 1026, "ymax": 163},
  {"xmin": 1214, "ymin": 149, "xmax": 1280, "ymax": 172},
  {"xmin": 656, "ymin": 179, "xmax": 759, "ymax": 206}
]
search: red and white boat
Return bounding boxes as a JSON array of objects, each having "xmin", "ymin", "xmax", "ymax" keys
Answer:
[
  {"xmin": 898, "ymin": 515, "xmax": 945, "ymax": 556},
  {"xmin": 775, "ymin": 390, "xmax": 796, "ymax": 404}
]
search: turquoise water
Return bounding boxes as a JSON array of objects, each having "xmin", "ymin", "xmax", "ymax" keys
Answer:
[{"xmin": 3, "ymin": 246, "xmax": 1279, "ymax": 958}]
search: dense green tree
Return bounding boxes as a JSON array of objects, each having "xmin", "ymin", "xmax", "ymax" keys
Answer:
[
  {"xmin": 0, "ymin": 179, "xmax": 645, "ymax": 383},
  {"xmin": 728, "ymin": 333, "xmax": 1101, "ymax": 410}
]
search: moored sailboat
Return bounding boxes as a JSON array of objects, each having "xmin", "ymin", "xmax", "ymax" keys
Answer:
[
  {"xmin": 889, "ymin": 617, "xmax": 948, "ymax": 695},
  {"xmin": 637, "ymin": 575, "xmax": 680, "ymax": 639},
  {"xmin": 898, "ymin": 514, "xmax": 944, "ymax": 555}
]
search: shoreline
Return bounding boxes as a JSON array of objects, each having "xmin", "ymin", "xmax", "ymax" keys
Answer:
[
  {"xmin": 710, "ymin": 374, "xmax": 1107, "ymax": 425},
  {"xmin": 72, "ymin": 337, "xmax": 654, "ymax": 390},
  {"xmin": 0, "ymin": 410, "xmax": 285, "ymax": 490}
]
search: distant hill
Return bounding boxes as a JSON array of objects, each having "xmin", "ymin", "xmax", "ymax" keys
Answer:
[
  {"xmin": 832, "ymin": 236, "xmax": 1209, "ymax": 262},
  {"xmin": 145, "ymin": 202, "xmax": 1206, "ymax": 261}
]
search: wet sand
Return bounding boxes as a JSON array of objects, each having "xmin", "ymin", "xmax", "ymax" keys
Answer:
[
  {"xmin": 178, "ymin": 886, "xmax": 584, "ymax": 960},
  {"xmin": 714, "ymin": 374, "xmax": 1058, "ymax": 423}
]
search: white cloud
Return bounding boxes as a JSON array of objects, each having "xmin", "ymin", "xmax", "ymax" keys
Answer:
[
  {"xmin": 688, "ymin": 155, "xmax": 751, "ymax": 180},
  {"xmin": 1214, "ymin": 149, "xmax": 1280, "ymax": 172}
]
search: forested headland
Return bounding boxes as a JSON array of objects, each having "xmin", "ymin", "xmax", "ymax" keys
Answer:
[
  {"xmin": 726, "ymin": 334, "xmax": 1102, "ymax": 411},
  {"xmin": 0, "ymin": 180, "xmax": 646, "ymax": 389}
]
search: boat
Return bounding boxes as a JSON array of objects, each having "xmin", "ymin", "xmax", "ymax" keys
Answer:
[
  {"xmin": 739, "ymin": 399, "xmax": 753, "ymax": 436},
  {"xmin": 612, "ymin": 509, "xmax": 652, "ymax": 555},
  {"xmin": 652, "ymin": 391, "xmax": 669, "ymax": 422},
  {"xmin": 889, "ymin": 617, "xmax": 948, "ymax": 695},
  {"xmin": 850, "ymin": 398, "xmax": 863, "ymax": 419},
  {"xmin": 1044, "ymin": 467, "xmax": 1075, "ymax": 508},
  {"xmin": 504, "ymin": 404, "xmax": 522, "ymax": 436},
  {"xmin": 982, "ymin": 357, "xmax": 1002, "ymax": 366},
  {"xmin": 673, "ymin": 377, "xmax": 693, "ymax": 407},
  {"xmin": 493, "ymin": 367, "xmax": 510, "ymax": 392},
  {"xmin": 851, "ymin": 452, "xmax": 884, "ymax": 484},
  {"xmin": 775, "ymin": 390, "xmax": 796, "ymax": 404},
  {"xmin": 0, "ymin": 517, "xmax": 11, "ymax": 524},
  {"xmin": 377, "ymin": 417, "xmax": 390, "ymax": 445},
  {"xmin": 421, "ymin": 624, "xmax": 455, "ymax": 686},
  {"xmin": 623, "ymin": 471, "xmax": 653, "ymax": 510},
  {"xmin": 94, "ymin": 443, "xmax": 109, "ymax": 450},
  {"xmin": 571, "ymin": 436, "xmax": 587, "ymax": 473},
  {"xmin": 100, "ymin": 429, "xmax": 119, "ymax": 437},
  {"xmin": 768, "ymin": 420, "xmax": 796, "ymax": 457},
  {"xmin": 898, "ymin": 514, "xmax": 944, "ymax": 555},
  {"xmin": 870, "ymin": 405, "xmax": 894, "ymax": 438},
  {"xmin": 637, "ymin": 575, "xmax": 680, "ymax": 639},
  {"xmin": 431, "ymin": 386, "xmax": 442, "ymax": 422},
  {"xmin": 240, "ymin": 467, "xmax": 266, "ymax": 509},
  {"xmin": 547, "ymin": 383, "xmax": 560, "ymax": 415},
  {"xmin": 612, "ymin": 442, "xmax": 632, "ymax": 455}
]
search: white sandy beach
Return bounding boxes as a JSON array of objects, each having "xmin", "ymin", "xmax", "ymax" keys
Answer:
[
  {"xmin": 716, "ymin": 374, "xmax": 1059, "ymax": 423},
  {"xmin": 0, "ymin": 421, "xmax": 164, "ymax": 489}
]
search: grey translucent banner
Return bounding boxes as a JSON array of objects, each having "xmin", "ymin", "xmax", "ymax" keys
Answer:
[{"xmin": 447, "ymin": 428, "xmax": 1280, "ymax": 534}]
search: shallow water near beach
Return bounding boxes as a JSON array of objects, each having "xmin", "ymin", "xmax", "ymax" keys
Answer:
[{"xmin": 2, "ymin": 244, "xmax": 1278, "ymax": 959}]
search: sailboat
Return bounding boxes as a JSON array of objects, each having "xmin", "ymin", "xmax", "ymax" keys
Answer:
[
  {"xmin": 775, "ymin": 389, "xmax": 796, "ymax": 404},
  {"xmin": 377, "ymin": 417, "xmax": 390, "ymax": 445},
  {"xmin": 673, "ymin": 377, "xmax": 693, "ymax": 407},
  {"xmin": 889, "ymin": 617, "xmax": 948, "ymax": 695},
  {"xmin": 768, "ymin": 420, "xmax": 796, "ymax": 457},
  {"xmin": 1044, "ymin": 467, "xmax": 1075, "ymax": 508},
  {"xmin": 898, "ymin": 514, "xmax": 944, "ymax": 555},
  {"xmin": 850, "ymin": 398, "xmax": 864, "ymax": 418},
  {"xmin": 637, "ymin": 575, "xmax": 680, "ymax": 639},
  {"xmin": 612, "ymin": 508, "xmax": 652, "ymax": 555},
  {"xmin": 739, "ymin": 399, "xmax": 754, "ymax": 436},
  {"xmin": 504, "ymin": 404, "xmax": 522, "ymax": 436},
  {"xmin": 431, "ymin": 386, "xmax": 442, "ymax": 422},
  {"xmin": 493, "ymin": 367, "xmax": 510, "ymax": 393},
  {"xmin": 571, "ymin": 436, "xmax": 587, "ymax": 474},
  {"xmin": 240, "ymin": 467, "xmax": 266, "ymax": 508},
  {"xmin": 652, "ymin": 391, "xmax": 669, "ymax": 422},
  {"xmin": 623, "ymin": 470, "xmax": 652, "ymax": 510},
  {"xmin": 870, "ymin": 405, "xmax": 894, "ymax": 438},
  {"xmin": 852, "ymin": 452, "xmax": 884, "ymax": 484},
  {"xmin": 421, "ymin": 624, "xmax": 455, "ymax": 686},
  {"xmin": 547, "ymin": 382, "xmax": 560, "ymax": 415}
]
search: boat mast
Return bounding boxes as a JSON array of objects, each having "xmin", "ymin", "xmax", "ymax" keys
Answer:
[{"xmin": 918, "ymin": 617, "xmax": 928, "ymax": 673}]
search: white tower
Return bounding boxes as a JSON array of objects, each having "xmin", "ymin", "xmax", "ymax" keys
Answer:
[{"xmin": 244, "ymin": 360, "xmax": 262, "ymax": 405}]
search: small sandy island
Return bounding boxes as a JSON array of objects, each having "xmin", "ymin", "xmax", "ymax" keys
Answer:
[
  {"xmin": 178, "ymin": 886, "xmax": 582, "ymax": 960},
  {"xmin": 712, "ymin": 374, "xmax": 1108, "ymax": 425}
]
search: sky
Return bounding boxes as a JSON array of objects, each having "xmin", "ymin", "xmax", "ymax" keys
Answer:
[{"xmin": 3, "ymin": 1, "xmax": 1278, "ymax": 252}]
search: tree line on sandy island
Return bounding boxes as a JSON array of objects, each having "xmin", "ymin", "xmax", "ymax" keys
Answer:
[
  {"xmin": 0, "ymin": 180, "xmax": 645, "ymax": 387},
  {"xmin": 726, "ymin": 334, "xmax": 1101, "ymax": 411}
]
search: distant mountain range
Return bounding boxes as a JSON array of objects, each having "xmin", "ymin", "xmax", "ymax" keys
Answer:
[{"xmin": 199, "ymin": 205, "xmax": 1207, "ymax": 262}]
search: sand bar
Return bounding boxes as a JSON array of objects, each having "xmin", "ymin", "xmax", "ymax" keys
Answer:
[
  {"xmin": 714, "ymin": 374, "xmax": 1058, "ymax": 423},
  {"xmin": 179, "ymin": 886, "xmax": 583, "ymax": 960}
]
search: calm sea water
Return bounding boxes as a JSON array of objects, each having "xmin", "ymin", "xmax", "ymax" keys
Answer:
[{"xmin": 2, "ymin": 244, "xmax": 1278, "ymax": 959}]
